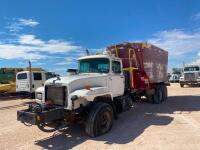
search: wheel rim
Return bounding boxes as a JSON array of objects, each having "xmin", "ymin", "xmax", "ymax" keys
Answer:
[{"xmin": 98, "ymin": 111, "xmax": 112, "ymax": 133}]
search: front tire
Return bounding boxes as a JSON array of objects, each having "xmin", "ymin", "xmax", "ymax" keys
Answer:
[{"xmin": 85, "ymin": 102, "xmax": 113, "ymax": 137}]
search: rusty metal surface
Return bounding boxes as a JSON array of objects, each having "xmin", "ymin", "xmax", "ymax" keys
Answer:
[{"xmin": 107, "ymin": 42, "xmax": 168, "ymax": 83}]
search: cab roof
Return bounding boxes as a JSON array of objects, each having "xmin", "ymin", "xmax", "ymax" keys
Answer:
[
  {"xmin": 16, "ymin": 71, "xmax": 46, "ymax": 74},
  {"xmin": 78, "ymin": 54, "xmax": 121, "ymax": 61}
]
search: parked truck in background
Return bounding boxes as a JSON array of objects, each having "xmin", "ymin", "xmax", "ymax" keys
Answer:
[
  {"xmin": 169, "ymin": 73, "xmax": 180, "ymax": 83},
  {"xmin": 16, "ymin": 71, "xmax": 58, "ymax": 97},
  {"xmin": 17, "ymin": 42, "xmax": 168, "ymax": 137},
  {"xmin": 169, "ymin": 68, "xmax": 182, "ymax": 83},
  {"xmin": 179, "ymin": 65, "xmax": 200, "ymax": 87},
  {"xmin": 0, "ymin": 68, "xmax": 46, "ymax": 94}
]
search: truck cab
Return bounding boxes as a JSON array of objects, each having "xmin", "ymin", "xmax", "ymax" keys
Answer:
[
  {"xmin": 169, "ymin": 72, "xmax": 181, "ymax": 83},
  {"xmin": 179, "ymin": 65, "xmax": 200, "ymax": 87},
  {"xmin": 78, "ymin": 55, "xmax": 124, "ymax": 97},
  {"xmin": 35, "ymin": 54, "xmax": 125, "ymax": 109}
]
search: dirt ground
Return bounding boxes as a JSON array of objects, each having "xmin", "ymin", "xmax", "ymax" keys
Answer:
[{"xmin": 0, "ymin": 83, "xmax": 200, "ymax": 150}]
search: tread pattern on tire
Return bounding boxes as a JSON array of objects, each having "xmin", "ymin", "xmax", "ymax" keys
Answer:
[
  {"xmin": 162, "ymin": 85, "xmax": 167, "ymax": 101},
  {"xmin": 85, "ymin": 102, "xmax": 113, "ymax": 137},
  {"xmin": 153, "ymin": 85, "xmax": 164, "ymax": 104}
]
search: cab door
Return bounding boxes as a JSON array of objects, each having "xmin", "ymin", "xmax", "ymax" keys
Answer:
[{"xmin": 110, "ymin": 60, "xmax": 124, "ymax": 97}]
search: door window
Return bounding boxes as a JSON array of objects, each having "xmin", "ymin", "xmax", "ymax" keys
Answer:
[
  {"xmin": 33, "ymin": 73, "xmax": 42, "ymax": 80},
  {"xmin": 112, "ymin": 61, "xmax": 121, "ymax": 74}
]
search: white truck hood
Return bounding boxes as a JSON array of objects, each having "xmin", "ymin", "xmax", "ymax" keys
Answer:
[
  {"xmin": 45, "ymin": 73, "xmax": 109, "ymax": 93},
  {"xmin": 45, "ymin": 73, "xmax": 107, "ymax": 84}
]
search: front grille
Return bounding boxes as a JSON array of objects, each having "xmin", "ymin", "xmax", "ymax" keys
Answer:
[
  {"xmin": 184, "ymin": 73, "xmax": 195, "ymax": 81},
  {"xmin": 45, "ymin": 85, "xmax": 67, "ymax": 106}
]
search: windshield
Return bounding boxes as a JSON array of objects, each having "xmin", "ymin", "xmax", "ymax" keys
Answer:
[
  {"xmin": 17, "ymin": 73, "xmax": 28, "ymax": 80},
  {"xmin": 184, "ymin": 67, "xmax": 199, "ymax": 72},
  {"xmin": 79, "ymin": 58, "xmax": 110, "ymax": 73}
]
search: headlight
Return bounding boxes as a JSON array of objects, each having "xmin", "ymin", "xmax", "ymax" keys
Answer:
[{"xmin": 36, "ymin": 93, "xmax": 42, "ymax": 100}]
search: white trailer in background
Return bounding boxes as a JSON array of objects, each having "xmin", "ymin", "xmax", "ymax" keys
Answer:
[{"xmin": 16, "ymin": 71, "xmax": 57, "ymax": 97}]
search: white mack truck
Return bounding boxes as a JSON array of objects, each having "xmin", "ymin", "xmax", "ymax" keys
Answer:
[
  {"xmin": 179, "ymin": 65, "xmax": 200, "ymax": 87},
  {"xmin": 17, "ymin": 42, "xmax": 168, "ymax": 137}
]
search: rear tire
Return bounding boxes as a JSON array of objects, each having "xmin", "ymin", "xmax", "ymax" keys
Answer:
[
  {"xmin": 85, "ymin": 102, "xmax": 113, "ymax": 137},
  {"xmin": 161, "ymin": 85, "xmax": 167, "ymax": 102},
  {"xmin": 152, "ymin": 85, "xmax": 164, "ymax": 104}
]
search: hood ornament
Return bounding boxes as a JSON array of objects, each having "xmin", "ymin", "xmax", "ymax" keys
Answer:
[{"xmin": 53, "ymin": 76, "xmax": 61, "ymax": 84}]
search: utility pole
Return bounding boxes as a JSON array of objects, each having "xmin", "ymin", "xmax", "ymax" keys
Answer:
[
  {"xmin": 182, "ymin": 61, "xmax": 185, "ymax": 73},
  {"xmin": 182, "ymin": 61, "xmax": 185, "ymax": 67},
  {"xmin": 29, "ymin": 60, "xmax": 32, "ymax": 94}
]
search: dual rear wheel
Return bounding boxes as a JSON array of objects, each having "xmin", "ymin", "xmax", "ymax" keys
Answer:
[{"xmin": 147, "ymin": 84, "xmax": 167, "ymax": 104}]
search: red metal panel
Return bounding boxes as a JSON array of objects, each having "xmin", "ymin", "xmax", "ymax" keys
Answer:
[
  {"xmin": 107, "ymin": 43, "xmax": 143, "ymax": 69},
  {"xmin": 143, "ymin": 44, "xmax": 168, "ymax": 83},
  {"xmin": 132, "ymin": 70, "xmax": 149, "ymax": 89},
  {"xmin": 107, "ymin": 42, "xmax": 168, "ymax": 85}
]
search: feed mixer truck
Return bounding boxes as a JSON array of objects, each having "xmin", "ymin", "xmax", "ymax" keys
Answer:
[{"xmin": 17, "ymin": 42, "xmax": 168, "ymax": 137}]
